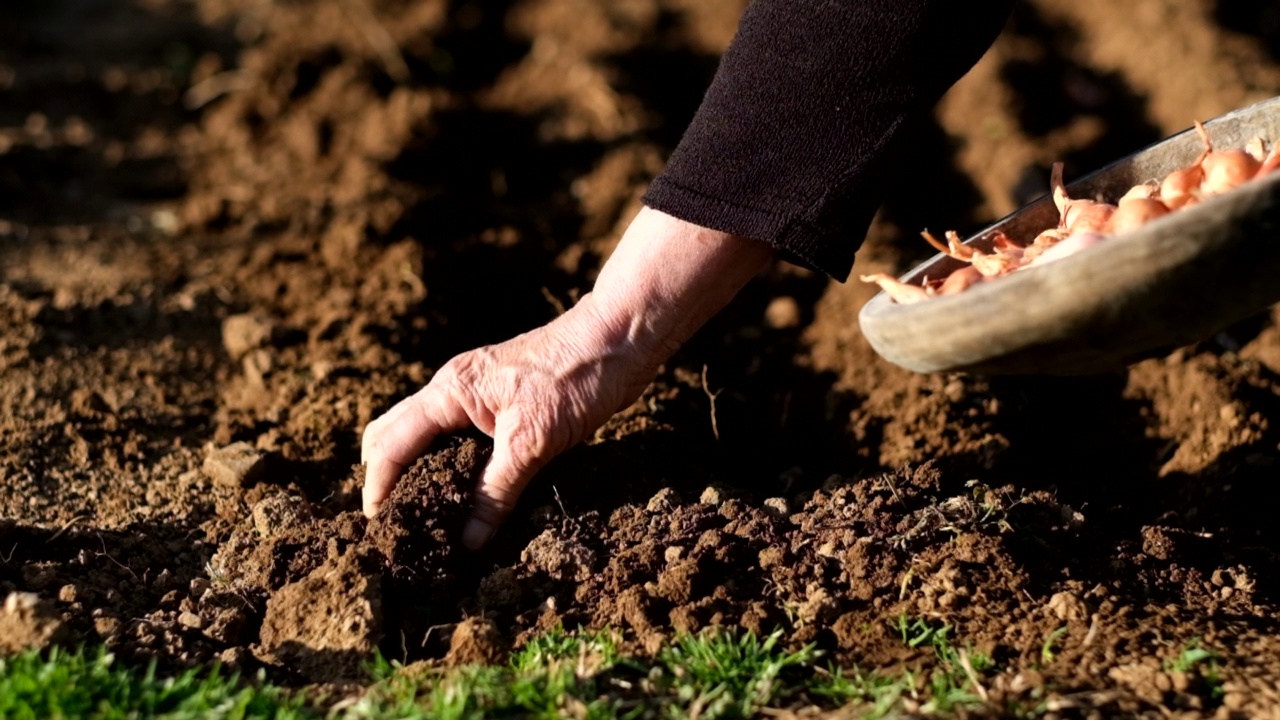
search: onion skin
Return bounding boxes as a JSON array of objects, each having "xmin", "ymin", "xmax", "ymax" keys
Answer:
[
  {"xmin": 1050, "ymin": 162, "xmax": 1116, "ymax": 233},
  {"xmin": 1025, "ymin": 231, "xmax": 1107, "ymax": 267},
  {"xmin": 860, "ymin": 273, "xmax": 930, "ymax": 304},
  {"xmin": 1257, "ymin": 143, "xmax": 1280, "ymax": 178}
]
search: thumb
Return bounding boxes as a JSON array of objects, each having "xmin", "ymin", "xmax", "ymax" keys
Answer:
[{"xmin": 463, "ymin": 414, "xmax": 546, "ymax": 549}]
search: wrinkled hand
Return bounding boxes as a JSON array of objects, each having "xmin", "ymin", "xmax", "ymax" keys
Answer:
[
  {"xmin": 360, "ymin": 296, "xmax": 656, "ymax": 549},
  {"xmin": 360, "ymin": 207, "xmax": 774, "ymax": 549}
]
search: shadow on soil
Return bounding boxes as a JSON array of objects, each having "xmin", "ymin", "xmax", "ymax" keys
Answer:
[
  {"xmin": 999, "ymin": 2, "xmax": 1165, "ymax": 206},
  {"xmin": 0, "ymin": 0, "xmax": 238, "ymax": 227},
  {"xmin": 1213, "ymin": 0, "xmax": 1280, "ymax": 64}
]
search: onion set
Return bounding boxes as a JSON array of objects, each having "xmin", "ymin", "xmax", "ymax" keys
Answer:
[{"xmin": 863, "ymin": 122, "xmax": 1280, "ymax": 304}]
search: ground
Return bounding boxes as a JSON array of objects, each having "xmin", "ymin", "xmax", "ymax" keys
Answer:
[{"xmin": 3, "ymin": 0, "xmax": 1280, "ymax": 717}]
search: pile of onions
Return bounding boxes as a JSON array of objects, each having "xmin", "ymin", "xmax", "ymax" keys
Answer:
[{"xmin": 863, "ymin": 122, "xmax": 1280, "ymax": 305}]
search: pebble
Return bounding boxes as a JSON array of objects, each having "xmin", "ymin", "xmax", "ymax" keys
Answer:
[
  {"xmin": 764, "ymin": 296, "xmax": 801, "ymax": 329},
  {"xmin": 221, "ymin": 314, "xmax": 274, "ymax": 361},
  {"xmin": 202, "ymin": 442, "xmax": 267, "ymax": 488},
  {"xmin": 699, "ymin": 486, "xmax": 723, "ymax": 506},
  {"xmin": 762, "ymin": 497, "xmax": 789, "ymax": 517},
  {"xmin": 178, "ymin": 611, "xmax": 204, "ymax": 630}
]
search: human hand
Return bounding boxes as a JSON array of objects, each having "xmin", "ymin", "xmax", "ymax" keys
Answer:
[
  {"xmin": 360, "ymin": 295, "xmax": 659, "ymax": 549},
  {"xmin": 360, "ymin": 207, "xmax": 774, "ymax": 548}
]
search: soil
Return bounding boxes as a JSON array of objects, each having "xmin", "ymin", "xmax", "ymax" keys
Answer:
[{"xmin": 4, "ymin": 0, "xmax": 1280, "ymax": 717}]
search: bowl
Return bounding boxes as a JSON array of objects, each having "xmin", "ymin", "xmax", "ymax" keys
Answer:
[{"xmin": 857, "ymin": 94, "xmax": 1280, "ymax": 376}]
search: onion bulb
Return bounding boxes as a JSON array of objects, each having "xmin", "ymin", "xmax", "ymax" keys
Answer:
[
  {"xmin": 1196, "ymin": 122, "xmax": 1261, "ymax": 196},
  {"xmin": 1106, "ymin": 196, "xmax": 1171, "ymax": 234},
  {"xmin": 1051, "ymin": 162, "xmax": 1116, "ymax": 232}
]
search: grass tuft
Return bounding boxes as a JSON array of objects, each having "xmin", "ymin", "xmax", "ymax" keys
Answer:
[
  {"xmin": 652, "ymin": 628, "xmax": 816, "ymax": 719},
  {"xmin": 1, "ymin": 623, "xmax": 1005, "ymax": 719},
  {"xmin": 0, "ymin": 645, "xmax": 306, "ymax": 720}
]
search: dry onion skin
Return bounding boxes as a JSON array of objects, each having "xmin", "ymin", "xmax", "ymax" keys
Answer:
[{"xmin": 863, "ymin": 123, "xmax": 1280, "ymax": 305}]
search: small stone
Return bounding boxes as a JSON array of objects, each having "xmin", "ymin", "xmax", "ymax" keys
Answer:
[
  {"xmin": 160, "ymin": 590, "xmax": 180, "ymax": 607},
  {"xmin": 762, "ymin": 497, "xmax": 789, "ymax": 517},
  {"xmin": 764, "ymin": 296, "xmax": 801, "ymax": 329},
  {"xmin": 221, "ymin": 314, "xmax": 274, "ymax": 361},
  {"xmin": 699, "ymin": 486, "xmax": 723, "ymax": 506},
  {"xmin": 190, "ymin": 578, "xmax": 210, "ymax": 596},
  {"xmin": 57, "ymin": 585, "xmax": 78, "ymax": 603},
  {"xmin": 219, "ymin": 646, "xmax": 250, "ymax": 668},
  {"xmin": 178, "ymin": 611, "xmax": 204, "ymax": 630},
  {"xmin": 242, "ymin": 349, "xmax": 273, "ymax": 387},
  {"xmin": 202, "ymin": 442, "xmax": 267, "ymax": 488},
  {"xmin": 646, "ymin": 487, "xmax": 681, "ymax": 513},
  {"xmin": 94, "ymin": 616, "xmax": 121, "ymax": 638},
  {"xmin": 1046, "ymin": 592, "xmax": 1088, "ymax": 622},
  {"xmin": 664, "ymin": 546, "xmax": 685, "ymax": 564}
]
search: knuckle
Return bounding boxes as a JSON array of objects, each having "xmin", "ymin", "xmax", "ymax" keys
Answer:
[{"xmin": 506, "ymin": 420, "xmax": 552, "ymax": 467}]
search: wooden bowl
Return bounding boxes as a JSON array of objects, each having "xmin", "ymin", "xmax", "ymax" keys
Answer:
[{"xmin": 857, "ymin": 95, "xmax": 1280, "ymax": 376}]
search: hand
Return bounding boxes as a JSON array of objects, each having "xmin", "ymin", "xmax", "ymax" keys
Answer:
[
  {"xmin": 360, "ymin": 207, "xmax": 775, "ymax": 548},
  {"xmin": 360, "ymin": 294, "xmax": 659, "ymax": 549}
]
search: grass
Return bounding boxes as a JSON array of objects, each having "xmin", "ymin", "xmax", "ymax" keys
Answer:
[
  {"xmin": 1164, "ymin": 638, "xmax": 1225, "ymax": 701},
  {"xmin": 0, "ymin": 621, "xmax": 1001, "ymax": 720},
  {"xmin": 0, "ymin": 645, "xmax": 307, "ymax": 720}
]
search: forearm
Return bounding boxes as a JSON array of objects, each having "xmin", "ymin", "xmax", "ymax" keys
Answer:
[
  {"xmin": 643, "ymin": 0, "xmax": 1014, "ymax": 281},
  {"xmin": 577, "ymin": 206, "xmax": 774, "ymax": 367}
]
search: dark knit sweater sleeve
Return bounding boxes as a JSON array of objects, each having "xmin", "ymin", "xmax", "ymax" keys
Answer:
[{"xmin": 641, "ymin": 0, "xmax": 1014, "ymax": 282}]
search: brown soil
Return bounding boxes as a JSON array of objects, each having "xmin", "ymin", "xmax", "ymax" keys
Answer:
[{"xmin": 4, "ymin": 0, "xmax": 1280, "ymax": 716}]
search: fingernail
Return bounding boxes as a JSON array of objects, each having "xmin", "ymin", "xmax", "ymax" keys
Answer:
[{"xmin": 462, "ymin": 519, "xmax": 495, "ymax": 550}]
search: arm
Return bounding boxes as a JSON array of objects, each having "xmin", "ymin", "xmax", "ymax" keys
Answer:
[
  {"xmin": 361, "ymin": 207, "xmax": 773, "ymax": 548},
  {"xmin": 361, "ymin": 0, "xmax": 1013, "ymax": 547},
  {"xmin": 645, "ymin": 0, "xmax": 1015, "ymax": 281}
]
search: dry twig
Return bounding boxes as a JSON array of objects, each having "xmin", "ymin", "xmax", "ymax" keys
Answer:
[{"xmin": 700, "ymin": 364, "xmax": 723, "ymax": 441}]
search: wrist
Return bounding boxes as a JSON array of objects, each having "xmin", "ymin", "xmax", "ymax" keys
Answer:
[{"xmin": 579, "ymin": 206, "xmax": 774, "ymax": 366}]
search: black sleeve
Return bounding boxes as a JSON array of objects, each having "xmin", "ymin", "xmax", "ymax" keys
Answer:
[{"xmin": 641, "ymin": 0, "xmax": 1015, "ymax": 282}]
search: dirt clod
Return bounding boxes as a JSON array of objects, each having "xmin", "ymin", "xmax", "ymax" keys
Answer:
[
  {"xmin": 520, "ymin": 530, "xmax": 597, "ymax": 583},
  {"xmin": 256, "ymin": 548, "xmax": 382, "ymax": 683},
  {"xmin": 365, "ymin": 438, "xmax": 489, "ymax": 585},
  {"xmin": 252, "ymin": 495, "xmax": 314, "ymax": 539},
  {"xmin": 445, "ymin": 617, "xmax": 509, "ymax": 667},
  {"xmin": 1, "ymin": 592, "xmax": 72, "ymax": 653}
]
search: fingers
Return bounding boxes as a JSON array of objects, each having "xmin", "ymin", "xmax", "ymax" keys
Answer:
[
  {"xmin": 361, "ymin": 380, "xmax": 471, "ymax": 518},
  {"xmin": 463, "ymin": 413, "xmax": 547, "ymax": 549}
]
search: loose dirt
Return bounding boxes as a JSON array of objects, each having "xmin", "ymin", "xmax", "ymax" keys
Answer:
[{"xmin": 4, "ymin": 0, "xmax": 1280, "ymax": 716}]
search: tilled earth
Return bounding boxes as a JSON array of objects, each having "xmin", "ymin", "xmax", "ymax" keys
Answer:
[{"xmin": 4, "ymin": 0, "xmax": 1280, "ymax": 717}]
